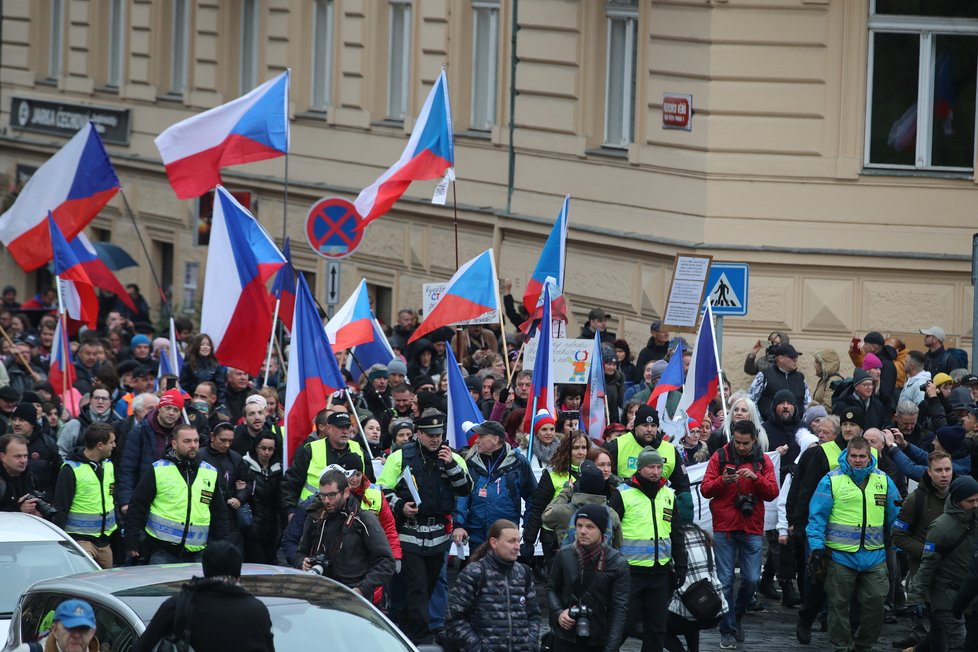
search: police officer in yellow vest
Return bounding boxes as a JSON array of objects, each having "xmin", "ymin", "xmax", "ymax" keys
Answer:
[
  {"xmin": 610, "ymin": 447, "xmax": 687, "ymax": 652},
  {"xmin": 281, "ymin": 409, "xmax": 368, "ymax": 518},
  {"xmin": 605, "ymin": 404, "xmax": 694, "ymax": 523},
  {"xmin": 805, "ymin": 436, "xmax": 899, "ymax": 652},
  {"xmin": 125, "ymin": 423, "xmax": 229, "ymax": 564},
  {"xmin": 52, "ymin": 422, "xmax": 117, "ymax": 569}
]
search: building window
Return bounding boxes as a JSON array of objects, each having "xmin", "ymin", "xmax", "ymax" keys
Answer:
[
  {"xmin": 604, "ymin": 0, "xmax": 637, "ymax": 148},
  {"xmin": 388, "ymin": 0, "xmax": 412, "ymax": 120},
  {"xmin": 241, "ymin": 0, "xmax": 260, "ymax": 92},
  {"xmin": 182, "ymin": 261, "xmax": 199, "ymax": 313},
  {"xmin": 311, "ymin": 0, "xmax": 334, "ymax": 111},
  {"xmin": 471, "ymin": 1, "xmax": 499, "ymax": 131},
  {"xmin": 107, "ymin": 0, "xmax": 126, "ymax": 87},
  {"xmin": 171, "ymin": 0, "xmax": 190, "ymax": 94},
  {"xmin": 49, "ymin": 0, "xmax": 64, "ymax": 79},
  {"xmin": 866, "ymin": 2, "xmax": 978, "ymax": 171}
]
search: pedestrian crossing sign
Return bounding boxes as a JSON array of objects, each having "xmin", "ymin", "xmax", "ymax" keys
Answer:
[{"xmin": 703, "ymin": 263, "xmax": 749, "ymax": 316}]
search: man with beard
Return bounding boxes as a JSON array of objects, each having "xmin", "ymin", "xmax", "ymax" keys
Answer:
[
  {"xmin": 232, "ymin": 395, "xmax": 280, "ymax": 465},
  {"xmin": 117, "ymin": 389, "xmax": 185, "ymax": 512},
  {"xmin": 125, "ymin": 423, "xmax": 228, "ymax": 563},
  {"xmin": 605, "ymin": 404, "xmax": 693, "ymax": 522}
]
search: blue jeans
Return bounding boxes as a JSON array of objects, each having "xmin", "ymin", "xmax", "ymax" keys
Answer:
[
  {"xmin": 714, "ymin": 530, "xmax": 763, "ymax": 634},
  {"xmin": 428, "ymin": 551, "xmax": 449, "ymax": 630}
]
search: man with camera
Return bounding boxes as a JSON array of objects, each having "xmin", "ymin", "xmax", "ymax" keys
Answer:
[
  {"xmin": 807, "ymin": 435, "xmax": 900, "ymax": 652},
  {"xmin": 547, "ymin": 503, "xmax": 629, "ymax": 652},
  {"xmin": 0, "ymin": 433, "xmax": 42, "ymax": 514},
  {"xmin": 700, "ymin": 420, "xmax": 779, "ymax": 649},
  {"xmin": 294, "ymin": 468, "xmax": 394, "ymax": 600},
  {"xmin": 52, "ymin": 422, "xmax": 117, "ymax": 568}
]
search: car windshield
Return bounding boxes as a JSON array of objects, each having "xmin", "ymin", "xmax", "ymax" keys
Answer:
[
  {"xmin": 0, "ymin": 541, "xmax": 96, "ymax": 615},
  {"xmin": 118, "ymin": 575, "xmax": 412, "ymax": 651}
]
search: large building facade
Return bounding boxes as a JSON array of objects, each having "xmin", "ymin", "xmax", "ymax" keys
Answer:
[{"xmin": 1, "ymin": 0, "xmax": 976, "ymax": 387}]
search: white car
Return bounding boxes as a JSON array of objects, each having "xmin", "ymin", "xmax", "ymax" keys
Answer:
[{"xmin": 0, "ymin": 513, "xmax": 99, "ymax": 644}]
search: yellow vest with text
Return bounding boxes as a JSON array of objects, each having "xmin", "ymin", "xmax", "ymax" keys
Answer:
[
  {"xmin": 616, "ymin": 433, "xmax": 677, "ymax": 481},
  {"xmin": 821, "ymin": 440, "xmax": 877, "ymax": 471},
  {"xmin": 300, "ymin": 439, "xmax": 366, "ymax": 501},
  {"xmin": 618, "ymin": 483, "xmax": 675, "ymax": 567},
  {"xmin": 63, "ymin": 460, "xmax": 117, "ymax": 538},
  {"xmin": 825, "ymin": 468, "xmax": 888, "ymax": 552},
  {"xmin": 145, "ymin": 460, "xmax": 218, "ymax": 552},
  {"xmin": 360, "ymin": 485, "xmax": 384, "ymax": 514}
]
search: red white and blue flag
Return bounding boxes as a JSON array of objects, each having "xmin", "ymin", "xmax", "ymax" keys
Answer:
[
  {"xmin": 49, "ymin": 318, "xmax": 76, "ymax": 399},
  {"xmin": 409, "ymin": 249, "xmax": 499, "ymax": 344},
  {"xmin": 325, "ymin": 279, "xmax": 375, "ymax": 352},
  {"xmin": 354, "ymin": 69, "xmax": 454, "ymax": 228},
  {"xmin": 347, "ymin": 319, "xmax": 397, "ymax": 380},
  {"xmin": 285, "ymin": 273, "xmax": 347, "ymax": 468},
  {"xmin": 580, "ymin": 329, "xmax": 606, "ymax": 440},
  {"xmin": 49, "ymin": 215, "xmax": 99, "ymax": 329},
  {"xmin": 200, "ymin": 186, "xmax": 286, "ymax": 375},
  {"xmin": 445, "ymin": 344, "xmax": 484, "ymax": 449},
  {"xmin": 675, "ymin": 305, "xmax": 721, "ymax": 426},
  {"xmin": 155, "ymin": 71, "xmax": 290, "ymax": 199},
  {"xmin": 68, "ymin": 231, "xmax": 136, "ymax": 312},
  {"xmin": 522, "ymin": 283, "xmax": 557, "ymax": 434},
  {"xmin": 648, "ymin": 340, "xmax": 686, "ymax": 440},
  {"xmin": 270, "ymin": 236, "xmax": 297, "ymax": 332},
  {"xmin": 521, "ymin": 196, "xmax": 569, "ymax": 331},
  {"xmin": 0, "ymin": 122, "xmax": 119, "ymax": 271}
]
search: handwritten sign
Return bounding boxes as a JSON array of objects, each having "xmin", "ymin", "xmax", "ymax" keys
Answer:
[
  {"xmin": 422, "ymin": 283, "xmax": 498, "ymax": 326},
  {"xmin": 523, "ymin": 338, "xmax": 595, "ymax": 384}
]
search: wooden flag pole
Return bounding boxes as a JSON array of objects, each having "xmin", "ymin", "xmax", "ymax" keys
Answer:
[
  {"xmin": 0, "ymin": 324, "xmax": 40, "ymax": 382},
  {"xmin": 344, "ymin": 388, "xmax": 373, "ymax": 461},
  {"xmin": 262, "ymin": 297, "xmax": 281, "ymax": 388}
]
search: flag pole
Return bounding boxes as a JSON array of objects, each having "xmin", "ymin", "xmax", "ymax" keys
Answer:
[
  {"xmin": 119, "ymin": 188, "xmax": 173, "ymax": 320},
  {"xmin": 282, "ymin": 68, "xmax": 291, "ymax": 246},
  {"xmin": 0, "ymin": 324, "xmax": 40, "ymax": 382},
  {"xmin": 262, "ymin": 298, "xmax": 281, "ymax": 388},
  {"xmin": 54, "ymin": 275, "xmax": 69, "ymax": 402},
  {"xmin": 707, "ymin": 304, "xmax": 729, "ymax": 424},
  {"xmin": 497, "ymin": 310, "xmax": 513, "ymax": 385},
  {"xmin": 344, "ymin": 388, "xmax": 373, "ymax": 460}
]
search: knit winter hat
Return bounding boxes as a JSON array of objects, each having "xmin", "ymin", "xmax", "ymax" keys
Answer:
[
  {"xmin": 936, "ymin": 426, "xmax": 967, "ymax": 455},
  {"xmin": 861, "ymin": 353, "xmax": 882, "ymax": 370},
  {"xmin": 802, "ymin": 404, "xmax": 828, "ymax": 428},
  {"xmin": 634, "ymin": 404, "xmax": 659, "ymax": 427},
  {"xmin": 649, "ymin": 360, "xmax": 668, "ymax": 384},
  {"xmin": 202, "ymin": 540, "xmax": 243, "ymax": 578},
  {"xmin": 575, "ymin": 503, "xmax": 610, "ymax": 536},
  {"xmin": 576, "ymin": 460, "xmax": 606, "ymax": 495},
  {"xmin": 11, "ymin": 402, "xmax": 35, "ymax": 423},
  {"xmin": 387, "ymin": 359, "xmax": 408, "ymax": 376},
  {"xmin": 532, "ymin": 409, "xmax": 555, "ymax": 433},
  {"xmin": 130, "ymin": 334, "xmax": 151, "ymax": 347},
  {"xmin": 636, "ymin": 446, "xmax": 664, "ymax": 469},
  {"xmin": 950, "ymin": 475, "xmax": 978, "ymax": 505}
]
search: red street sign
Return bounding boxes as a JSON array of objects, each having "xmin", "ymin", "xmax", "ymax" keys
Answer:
[
  {"xmin": 662, "ymin": 93, "xmax": 692, "ymax": 131},
  {"xmin": 305, "ymin": 197, "xmax": 364, "ymax": 259}
]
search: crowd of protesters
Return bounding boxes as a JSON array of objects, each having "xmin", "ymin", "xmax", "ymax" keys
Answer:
[{"xmin": 4, "ymin": 280, "xmax": 978, "ymax": 652}]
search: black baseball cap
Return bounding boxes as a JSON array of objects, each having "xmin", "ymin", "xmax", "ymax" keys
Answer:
[
  {"xmin": 774, "ymin": 344, "xmax": 801, "ymax": 358},
  {"xmin": 326, "ymin": 411, "xmax": 352, "ymax": 427}
]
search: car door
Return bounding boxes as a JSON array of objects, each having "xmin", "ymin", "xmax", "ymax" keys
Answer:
[{"xmin": 17, "ymin": 591, "xmax": 139, "ymax": 651}]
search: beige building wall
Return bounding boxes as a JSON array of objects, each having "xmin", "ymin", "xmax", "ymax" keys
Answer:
[{"xmin": 0, "ymin": 0, "xmax": 975, "ymax": 392}]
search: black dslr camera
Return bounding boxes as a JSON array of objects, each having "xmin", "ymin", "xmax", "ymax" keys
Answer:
[
  {"xmin": 28, "ymin": 491, "xmax": 58, "ymax": 518},
  {"xmin": 568, "ymin": 604, "xmax": 592, "ymax": 638},
  {"xmin": 735, "ymin": 493, "xmax": 756, "ymax": 517},
  {"xmin": 307, "ymin": 552, "xmax": 330, "ymax": 576}
]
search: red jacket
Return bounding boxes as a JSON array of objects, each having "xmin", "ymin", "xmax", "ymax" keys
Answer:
[{"xmin": 700, "ymin": 444, "xmax": 779, "ymax": 535}]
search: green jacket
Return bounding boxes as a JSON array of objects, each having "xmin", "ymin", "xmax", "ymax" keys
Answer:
[
  {"xmin": 542, "ymin": 481, "xmax": 623, "ymax": 550},
  {"xmin": 891, "ymin": 474, "xmax": 948, "ymax": 574},
  {"xmin": 909, "ymin": 497, "xmax": 978, "ymax": 611}
]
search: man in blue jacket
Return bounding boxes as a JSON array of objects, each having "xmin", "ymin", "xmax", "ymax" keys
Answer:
[
  {"xmin": 117, "ymin": 389, "xmax": 184, "ymax": 511},
  {"xmin": 805, "ymin": 436, "xmax": 900, "ymax": 650}
]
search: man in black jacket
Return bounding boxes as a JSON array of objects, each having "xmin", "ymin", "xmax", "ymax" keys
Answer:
[
  {"xmin": 9, "ymin": 402, "xmax": 61, "ymax": 496},
  {"xmin": 198, "ymin": 423, "xmax": 252, "ymax": 551},
  {"xmin": 547, "ymin": 504, "xmax": 630, "ymax": 652},
  {"xmin": 0, "ymin": 433, "xmax": 38, "ymax": 513},
  {"xmin": 132, "ymin": 540, "xmax": 274, "ymax": 652},
  {"xmin": 295, "ymin": 468, "xmax": 394, "ymax": 600}
]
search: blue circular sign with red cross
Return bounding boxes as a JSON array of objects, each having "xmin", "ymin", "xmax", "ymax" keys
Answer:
[{"xmin": 304, "ymin": 197, "xmax": 364, "ymax": 259}]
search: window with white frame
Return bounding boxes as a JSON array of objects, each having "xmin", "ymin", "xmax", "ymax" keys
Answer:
[
  {"xmin": 49, "ymin": 0, "xmax": 64, "ymax": 79},
  {"xmin": 604, "ymin": 0, "xmax": 638, "ymax": 148},
  {"xmin": 471, "ymin": 0, "xmax": 499, "ymax": 131},
  {"xmin": 866, "ymin": 1, "xmax": 978, "ymax": 171},
  {"xmin": 388, "ymin": 0, "xmax": 412, "ymax": 120},
  {"xmin": 311, "ymin": 0, "xmax": 334, "ymax": 111},
  {"xmin": 240, "ymin": 0, "xmax": 260, "ymax": 93},
  {"xmin": 107, "ymin": 0, "xmax": 126, "ymax": 87},
  {"xmin": 170, "ymin": 0, "xmax": 190, "ymax": 94}
]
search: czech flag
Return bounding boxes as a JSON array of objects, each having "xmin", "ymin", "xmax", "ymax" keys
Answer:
[
  {"xmin": 155, "ymin": 71, "xmax": 290, "ymax": 199},
  {"xmin": 354, "ymin": 69, "xmax": 454, "ymax": 228},
  {"xmin": 409, "ymin": 249, "xmax": 499, "ymax": 344},
  {"xmin": 200, "ymin": 186, "xmax": 286, "ymax": 375},
  {"xmin": 0, "ymin": 122, "xmax": 119, "ymax": 272},
  {"xmin": 49, "ymin": 318, "xmax": 76, "ymax": 399},
  {"xmin": 674, "ymin": 304, "xmax": 721, "ymax": 426},
  {"xmin": 49, "ymin": 215, "xmax": 99, "ymax": 329},
  {"xmin": 647, "ymin": 340, "xmax": 685, "ymax": 407},
  {"xmin": 445, "ymin": 345, "xmax": 483, "ymax": 449},
  {"xmin": 68, "ymin": 232, "xmax": 136, "ymax": 312},
  {"xmin": 580, "ymin": 329, "xmax": 607, "ymax": 440},
  {"xmin": 285, "ymin": 273, "xmax": 347, "ymax": 469},
  {"xmin": 521, "ymin": 196, "xmax": 569, "ymax": 331},
  {"xmin": 270, "ymin": 236, "xmax": 297, "ymax": 332},
  {"xmin": 325, "ymin": 279, "xmax": 375, "ymax": 352},
  {"xmin": 522, "ymin": 283, "xmax": 557, "ymax": 435},
  {"xmin": 347, "ymin": 318, "xmax": 397, "ymax": 379}
]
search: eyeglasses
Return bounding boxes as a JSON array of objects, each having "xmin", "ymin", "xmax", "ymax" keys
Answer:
[{"xmin": 319, "ymin": 490, "xmax": 342, "ymax": 500}]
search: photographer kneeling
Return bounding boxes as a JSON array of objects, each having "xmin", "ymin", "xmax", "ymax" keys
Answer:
[
  {"xmin": 548, "ymin": 504, "xmax": 629, "ymax": 652},
  {"xmin": 700, "ymin": 420, "xmax": 779, "ymax": 650},
  {"xmin": 295, "ymin": 469, "xmax": 394, "ymax": 601}
]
